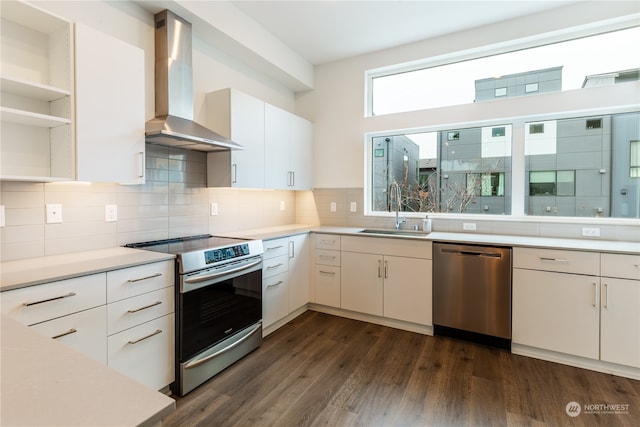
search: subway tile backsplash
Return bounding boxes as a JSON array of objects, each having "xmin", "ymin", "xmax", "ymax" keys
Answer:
[{"xmin": 1, "ymin": 151, "xmax": 637, "ymax": 262}]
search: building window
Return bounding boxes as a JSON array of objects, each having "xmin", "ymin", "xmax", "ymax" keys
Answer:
[
  {"xmin": 525, "ymin": 83, "xmax": 539, "ymax": 93},
  {"xmin": 467, "ymin": 172, "xmax": 505, "ymax": 196},
  {"xmin": 495, "ymin": 87, "xmax": 507, "ymax": 97},
  {"xmin": 529, "ymin": 170, "xmax": 575, "ymax": 196},
  {"xmin": 492, "ymin": 127, "xmax": 506, "ymax": 137},
  {"xmin": 529, "ymin": 123, "xmax": 545, "ymax": 134},
  {"xmin": 631, "ymin": 140, "xmax": 640, "ymax": 178},
  {"xmin": 586, "ymin": 118, "xmax": 602, "ymax": 129},
  {"xmin": 447, "ymin": 131, "xmax": 460, "ymax": 141}
]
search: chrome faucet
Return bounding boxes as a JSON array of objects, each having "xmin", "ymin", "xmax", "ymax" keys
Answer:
[{"xmin": 389, "ymin": 181, "xmax": 405, "ymax": 230}]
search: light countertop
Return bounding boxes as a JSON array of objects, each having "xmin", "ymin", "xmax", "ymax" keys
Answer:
[
  {"xmin": 220, "ymin": 224, "xmax": 640, "ymax": 255},
  {"xmin": 1, "ymin": 314, "xmax": 175, "ymax": 427},
  {"xmin": 1, "ymin": 247, "xmax": 175, "ymax": 292}
]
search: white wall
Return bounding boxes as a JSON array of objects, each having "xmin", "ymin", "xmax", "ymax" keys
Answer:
[{"xmin": 297, "ymin": 1, "xmax": 640, "ymax": 188}]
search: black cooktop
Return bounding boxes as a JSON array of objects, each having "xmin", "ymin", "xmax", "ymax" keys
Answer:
[{"xmin": 125, "ymin": 234, "xmax": 250, "ymax": 255}]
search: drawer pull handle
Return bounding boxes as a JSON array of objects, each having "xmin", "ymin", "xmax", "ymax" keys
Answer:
[
  {"xmin": 127, "ymin": 273, "xmax": 162, "ymax": 283},
  {"xmin": 321, "ymin": 240, "xmax": 336, "ymax": 245},
  {"xmin": 23, "ymin": 292, "xmax": 76, "ymax": 307},
  {"xmin": 539, "ymin": 257, "xmax": 569, "ymax": 262},
  {"xmin": 266, "ymin": 263, "xmax": 284, "ymax": 270},
  {"xmin": 52, "ymin": 328, "xmax": 77, "ymax": 339},
  {"xmin": 319, "ymin": 270, "xmax": 336, "ymax": 275},
  {"xmin": 319, "ymin": 255, "xmax": 336, "ymax": 259},
  {"xmin": 266, "ymin": 245, "xmax": 284, "ymax": 251},
  {"xmin": 267, "ymin": 280, "xmax": 284, "ymax": 289},
  {"xmin": 128, "ymin": 329, "xmax": 162, "ymax": 345},
  {"xmin": 127, "ymin": 301, "xmax": 162, "ymax": 313}
]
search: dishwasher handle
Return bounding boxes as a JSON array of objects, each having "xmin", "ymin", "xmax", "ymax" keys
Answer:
[{"xmin": 442, "ymin": 248, "xmax": 503, "ymax": 258}]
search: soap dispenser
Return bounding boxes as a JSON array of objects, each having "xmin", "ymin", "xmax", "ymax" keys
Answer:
[{"xmin": 422, "ymin": 215, "xmax": 432, "ymax": 233}]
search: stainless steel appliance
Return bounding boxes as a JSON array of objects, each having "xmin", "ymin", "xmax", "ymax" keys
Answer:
[
  {"xmin": 433, "ymin": 242, "xmax": 512, "ymax": 348},
  {"xmin": 126, "ymin": 235, "xmax": 263, "ymax": 395}
]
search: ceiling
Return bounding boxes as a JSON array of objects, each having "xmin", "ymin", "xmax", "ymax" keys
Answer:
[{"xmin": 229, "ymin": 0, "xmax": 580, "ymax": 65}]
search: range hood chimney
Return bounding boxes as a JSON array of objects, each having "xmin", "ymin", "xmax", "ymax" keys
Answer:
[{"xmin": 145, "ymin": 10, "xmax": 242, "ymax": 151}]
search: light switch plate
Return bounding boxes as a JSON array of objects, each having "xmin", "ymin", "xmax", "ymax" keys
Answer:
[
  {"xmin": 462, "ymin": 222, "xmax": 476, "ymax": 231},
  {"xmin": 330, "ymin": 202, "xmax": 337, "ymax": 212},
  {"xmin": 210, "ymin": 203, "xmax": 218, "ymax": 216},
  {"xmin": 46, "ymin": 204, "xmax": 62, "ymax": 224},
  {"xmin": 105, "ymin": 204, "xmax": 118, "ymax": 222},
  {"xmin": 280, "ymin": 201, "xmax": 286, "ymax": 211},
  {"xmin": 582, "ymin": 227, "xmax": 600, "ymax": 237},
  {"xmin": 350, "ymin": 202, "xmax": 357, "ymax": 212},
  {"xmin": 0, "ymin": 205, "xmax": 5, "ymax": 227}
]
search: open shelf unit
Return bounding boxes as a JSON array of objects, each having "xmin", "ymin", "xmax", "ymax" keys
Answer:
[{"xmin": 1, "ymin": 0, "xmax": 75, "ymax": 181}]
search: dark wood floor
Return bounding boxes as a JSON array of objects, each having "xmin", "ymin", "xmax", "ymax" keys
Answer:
[{"xmin": 162, "ymin": 311, "xmax": 640, "ymax": 427}]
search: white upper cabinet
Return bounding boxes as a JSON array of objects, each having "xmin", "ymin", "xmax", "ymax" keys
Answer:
[
  {"xmin": 206, "ymin": 88, "xmax": 265, "ymax": 188},
  {"xmin": 264, "ymin": 104, "xmax": 313, "ymax": 190},
  {"xmin": 0, "ymin": 2, "xmax": 145, "ymax": 183},
  {"xmin": 207, "ymin": 88, "xmax": 313, "ymax": 190},
  {"xmin": 74, "ymin": 24, "xmax": 145, "ymax": 184}
]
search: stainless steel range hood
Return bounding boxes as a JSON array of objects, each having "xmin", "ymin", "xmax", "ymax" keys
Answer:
[{"xmin": 145, "ymin": 10, "xmax": 242, "ymax": 151}]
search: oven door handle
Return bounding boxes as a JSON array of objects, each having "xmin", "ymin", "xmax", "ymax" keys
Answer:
[
  {"xmin": 184, "ymin": 259, "xmax": 262, "ymax": 284},
  {"xmin": 184, "ymin": 322, "xmax": 262, "ymax": 369}
]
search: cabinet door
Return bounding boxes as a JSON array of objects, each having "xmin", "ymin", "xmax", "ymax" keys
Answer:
[
  {"xmin": 264, "ymin": 104, "xmax": 290, "ymax": 189},
  {"xmin": 230, "ymin": 90, "xmax": 265, "ymax": 188},
  {"xmin": 600, "ymin": 278, "xmax": 640, "ymax": 368},
  {"xmin": 384, "ymin": 256, "xmax": 432, "ymax": 325},
  {"xmin": 513, "ymin": 269, "xmax": 599, "ymax": 359},
  {"xmin": 75, "ymin": 24, "xmax": 144, "ymax": 183},
  {"xmin": 30, "ymin": 305, "xmax": 107, "ymax": 364},
  {"xmin": 341, "ymin": 252, "xmax": 383, "ymax": 316},
  {"xmin": 107, "ymin": 313, "xmax": 175, "ymax": 390},
  {"xmin": 289, "ymin": 114, "xmax": 312, "ymax": 190},
  {"xmin": 263, "ymin": 272, "xmax": 289, "ymax": 328},
  {"xmin": 288, "ymin": 234, "xmax": 310, "ymax": 311},
  {"xmin": 314, "ymin": 265, "xmax": 340, "ymax": 308}
]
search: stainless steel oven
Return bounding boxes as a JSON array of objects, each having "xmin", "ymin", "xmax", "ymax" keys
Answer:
[{"xmin": 126, "ymin": 235, "xmax": 263, "ymax": 396}]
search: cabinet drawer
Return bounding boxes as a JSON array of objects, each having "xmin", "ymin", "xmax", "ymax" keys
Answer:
[
  {"xmin": 107, "ymin": 287, "xmax": 174, "ymax": 336},
  {"xmin": 314, "ymin": 265, "xmax": 340, "ymax": 308},
  {"xmin": 1, "ymin": 273, "xmax": 106, "ymax": 326},
  {"xmin": 513, "ymin": 247, "xmax": 599, "ymax": 275},
  {"xmin": 263, "ymin": 238, "xmax": 289, "ymax": 259},
  {"xmin": 315, "ymin": 249, "xmax": 340, "ymax": 266},
  {"xmin": 107, "ymin": 261, "xmax": 174, "ymax": 303},
  {"xmin": 107, "ymin": 313, "xmax": 175, "ymax": 390},
  {"xmin": 263, "ymin": 272, "xmax": 289, "ymax": 328},
  {"xmin": 30, "ymin": 306, "xmax": 107, "ymax": 364},
  {"xmin": 315, "ymin": 234, "xmax": 341, "ymax": 250},
  {"xmin": 601, "ymin": 253, "xmax": 640, "ymax": 280},
  {"xmin": 263, "ymin": 254, "xmax": 288, "ymax": 279}
]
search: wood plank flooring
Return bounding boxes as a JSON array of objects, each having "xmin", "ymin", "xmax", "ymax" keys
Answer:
[{"xmin": 162, "ymin": 311, "xmax": 640, "ymax": 427}]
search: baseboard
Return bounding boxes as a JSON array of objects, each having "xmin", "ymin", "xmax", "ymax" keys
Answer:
[{"xmin": 512, "ymin": 343, "xmax": 640, "ymax": 380}]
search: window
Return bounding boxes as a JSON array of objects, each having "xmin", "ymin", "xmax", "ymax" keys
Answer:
[
  {"xmin": 586, "ymin": 118, "xmax": 602, "ymax": 129},
  {"xmin": 368, "ymin": 27, "xmax": 639, "ymax": 116},
  {"xmin": 631, "ymin": 140, "xmax": 640, "ymax": 178},
  {"xmin": 369, "ymin": 125, "xmax": 512, "ymax": 215},
  {"xmin": 529, "ymin": 123, "xmax": 545, "ymax": 134},
  {"xmin": 529, "ymin": 171, "xmax": 575, "ymax": 196}
]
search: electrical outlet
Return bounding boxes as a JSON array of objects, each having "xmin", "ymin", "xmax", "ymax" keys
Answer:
[
  {"xmin": 280, "ymin": 201, "xmax": 286, "ymax": 211},
  {"xmin": 350, "ymin": 202, "xmax": 357, "ymax": 212},
  {"xmin": 46, "ymin": 204, "xmax": 62, "ymax": 224},
  {"xmin": 0, "ymin": 205, "xmax": 5, "ymax": 227},
  {"xmin": 462, "ymin": 222, "xmax": 476, "ymax": 231},
  {"xmin": 330, "ymin": 202, "xmax": 337, "ymax": 212},
  {"xmin": 582, "ymin": 227, "xmax": 600, "ymax": 237},
  {"xmin": 105, "ymin": 204, "xmax": 118, "ymax": 222},
  {"xmin": 210, "ymin": 203, "xmax": 218, "ymax": 216}
]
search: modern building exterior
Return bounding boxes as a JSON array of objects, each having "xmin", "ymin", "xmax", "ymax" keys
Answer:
[
  {"xmin": 371, "ymin": 135, "xmax": 420, "ymax": 211},
  {"xmin": 474, "ymin": 66, "xmax": 563, "ymax": 102}
]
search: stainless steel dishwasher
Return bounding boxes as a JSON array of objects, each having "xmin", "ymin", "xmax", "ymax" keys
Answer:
[{"xmin": 433, "ymin": 242, "xmax": 512, "ymax": 347}]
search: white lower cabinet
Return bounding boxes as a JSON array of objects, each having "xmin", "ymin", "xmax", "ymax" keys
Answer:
[
  {"xmin": 107, "ymin": 313, "xmax": 175, "ymax": 391},
  {"xmin": 513, "ymin": 248, "xmax": 640, "ymax": 372},
  {"xmin": 312, "ymin": 234, "xmax": 341, "ymax": 308},
  {"xmin": 340, "ymin": 236, "xmax": 432, "ymax": 325},
  {"xmin": 262, "ymin": 234, "xmax": 310, "ymax": 331},
  {"xmin": 513, "ymin": 269, "xmax": 600, "ymax": 359},
  {"xmin": 29, "ymin": 305, "xmax": 107, "ymax": 364}
]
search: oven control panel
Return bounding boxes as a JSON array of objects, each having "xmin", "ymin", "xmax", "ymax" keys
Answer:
[{"xmin": 204, "ymin": 244, "xmax": 250, "ymax": 264}]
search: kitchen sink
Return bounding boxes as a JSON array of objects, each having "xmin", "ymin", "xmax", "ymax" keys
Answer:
[{"xmin": 357, "ymin": 228, "xmax": 430, "ymax": 238}]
